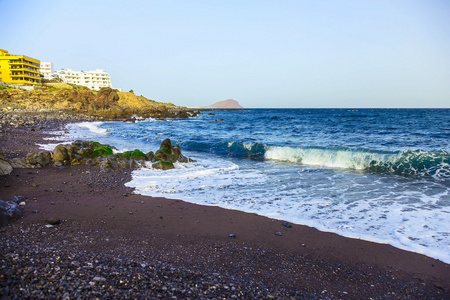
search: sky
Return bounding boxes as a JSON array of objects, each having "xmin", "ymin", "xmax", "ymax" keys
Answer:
[{"xmin": 1, "ymin": 0, "xmax": 449, "ymax": 108}]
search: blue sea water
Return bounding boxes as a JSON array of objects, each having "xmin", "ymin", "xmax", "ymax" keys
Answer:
[{"xmin": 55, "ymin": 109, "xmax": 450, "ymax": 263}]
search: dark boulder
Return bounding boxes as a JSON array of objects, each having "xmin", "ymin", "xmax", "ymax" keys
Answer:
[
  {"xmin": 0, "ymin": 200, "xmax": 22, "ymax": 227},
  {"xmin": 0, "ymin": 158, "xmax": 13, "ymax": 175},
  {"xmin": 154, "ymin": 139, "xmax": 191, "ymax": 163},
  {"xmin": 52, "ymin": 145, "xmax": 70, "ymax": 166},
  {"xmin": 160, "ymin": 138, "xmax": 172, "ymax": 153},
  {"xmin": 25, "ymin": 151, "xmax": 52, "ymax": 167},
  {"xmin": 152, "ymin": 161, "xmax": 175, "ymax": 170}
]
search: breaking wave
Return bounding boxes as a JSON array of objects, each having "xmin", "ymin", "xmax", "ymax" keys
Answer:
[
  {"xmin": 181, "ymin": 140, "xmax": 450, "ymax": 179},
  {"xmin": 265, "ymin": 146, "xmax": 450, "ymax": 179}
]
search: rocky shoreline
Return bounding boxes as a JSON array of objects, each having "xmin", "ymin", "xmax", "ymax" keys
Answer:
[
  {"xmin": 0, "ymin": 87, "xmax": 198, "ymax": 121},
  {"xmin": 0, "ymin": 107, "xmax": 449, "ymax": 299}
]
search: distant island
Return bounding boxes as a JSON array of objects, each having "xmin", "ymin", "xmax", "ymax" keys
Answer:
[{"xmin": 203, "ymin": 99, "xmax": 243, "ymax": 109}]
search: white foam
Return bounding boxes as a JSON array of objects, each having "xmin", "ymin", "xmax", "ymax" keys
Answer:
[
  {"xmin": 37, "ymin": 141, "xmax": 72, "ymax": 151},
  {"xmin": 77, "ymin": 121, "xmax": 109, "ymax": 135}
]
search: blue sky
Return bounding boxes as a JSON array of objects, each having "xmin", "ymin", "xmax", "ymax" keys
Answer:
[{"xmin": 2, "ymin": 0, "xmax": 449, "ymax": 108}]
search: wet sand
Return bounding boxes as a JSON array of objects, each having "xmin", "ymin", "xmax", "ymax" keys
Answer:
[{"xmin": 0, "ymin": 120, "xmax": 449, "ymax": 299}]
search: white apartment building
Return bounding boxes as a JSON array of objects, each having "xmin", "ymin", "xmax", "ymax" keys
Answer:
[
  {"xmin": 39, "ymin": 62, "xmax": 54, "ymax": 80},
  {"xmin": 54, "ymin": 69, "xmax": 112, "ymax": 91}
]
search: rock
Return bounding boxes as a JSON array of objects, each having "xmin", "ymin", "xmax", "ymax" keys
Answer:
[
  {"xmin": 153, "ymin": 149, "xmax": 171, "ymax": 162},
  {"xmin": 77, "ymin": 148, "xmax": 96, "ymax": 158},
  {"xmin": 67, "ymin": 144, "xmax": 81, "ymax": 160},
  {"xmin": 160, "ymin": 138, "xmax": 172, "ymax": 153},
  {"xmin": 154, "ymin": 139, "xmax": 192, "ymax": 163},
  {"xmin": 99, "ymin": 158, "xmax": 119, "ymax": 171},
  {"xmin": 0, "ymin": 200, "xmax": 22, "ymax": 227},
  {"xmin": 283, "ymin": 222, "xmax": 292, "ymax": 228},
  {"xmin": 0, "ymin": 158, "xmax": 13, "ymax": 175},
  {"xmin": 46, "ymin": 218, "xmax": 61, "ymax": 225},
  {"xmin": 8, "ymin": 158, "xmax": 29, "ymax": 168},
  {"xmin": 152, "ymin": 161, "xmax": 175, "ymax": 170},
  {"xmin": 92, "ymin": 276, "xmax": 106, "ymax": 282},
  {"xmin": 25, "ymin": 151, "xmax": 52, "ymax": 167},
  {"xmin": 275, "ymin": 232, "xmax": 282, "ymax": 236},
  {"xmin": 147, "ymin": 151, "xmax": 154, "ymax": 161},
  {"xmin": 52, "ymin": 145, "xmax": 70, "ymax": 166}
]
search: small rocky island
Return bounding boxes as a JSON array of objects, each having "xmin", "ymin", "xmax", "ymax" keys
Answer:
[{"xmin": 203, "ymin": 99, "xmax": 243, "ymax": 109}]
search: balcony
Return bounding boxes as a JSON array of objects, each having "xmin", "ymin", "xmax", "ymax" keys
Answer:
[
  {"xmin": 11, "ymin": 77, "xmax": 41, "ymax": 84},
  {"xmin": 10, "ymin": 65, "xmax": 40, "ymax": 73},
  {"xmin": 11, "ymin": 73, "xmax": 41, "ymax": 79},
  {"xmin": 9, "ymin": 59, "xmax": 40, "ymax": 68}
]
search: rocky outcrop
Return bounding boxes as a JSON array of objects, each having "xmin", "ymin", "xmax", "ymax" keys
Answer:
[
  {"xmin": 0, "ymin": 87, "xmax": 199, "ymax": 120},
  {"xmin": 0, "ymin": 139, "xmax": 192, "ymax": 173},
  {"xmin": 48, "ymin": 139, "xmax": 194, "ymax": 170}
]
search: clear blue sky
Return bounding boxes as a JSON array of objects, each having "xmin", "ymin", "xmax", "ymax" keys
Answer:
[{"xmin": 2, "ymin": 0, "xmax": 449, "ymax": 108}]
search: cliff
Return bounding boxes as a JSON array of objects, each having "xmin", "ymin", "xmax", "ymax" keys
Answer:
[
  {"xmin": 0, "ymin": 86, "xmax": 196, "ymax": 120},
  {"xmin": 204, "ymin": 99, "xmax": 243, "ymax": 109}
]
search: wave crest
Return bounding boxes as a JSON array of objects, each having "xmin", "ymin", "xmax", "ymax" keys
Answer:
[{"xmin": 265, "ymin": 146, "xmax": 450, "ymax": 179}]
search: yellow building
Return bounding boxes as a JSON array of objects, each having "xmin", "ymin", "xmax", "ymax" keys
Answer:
[{"xmin": 0, "ymin": 49, "xmax": 41, "ymax": 87}]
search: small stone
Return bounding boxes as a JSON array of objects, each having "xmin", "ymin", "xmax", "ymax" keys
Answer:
[
  {"xmin": 283, "ymin": 222, "xmax": 292, "ymax": 228},
  {"xmin": 19, "ymin": 201, "xmax": 26, "ymax": 206},
  {"xmin": 32, "ymin": 210, "xmax": 39, "ymax": 213},
  {"xmin": 46, "ymin": 218, "xmax": 61, "ymax": 225},
  {"xmin": 92, "ymin": 276, "xmax": 106, "ymax": 282},
  {"xmin": 229, "ymin": 234, "xmax": 236, "ymax": 238},
  {"xmin": 275, "ymin": 232, "xmax": 282, "ymax": 236},
  {"xmin": 45, "ymin": 224, "xmax": 54, "ymax": 228}
]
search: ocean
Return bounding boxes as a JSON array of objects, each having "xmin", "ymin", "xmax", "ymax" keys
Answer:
[{"xmin": 51, "ymin": 109, "xmax": 450, "ymax": 263}]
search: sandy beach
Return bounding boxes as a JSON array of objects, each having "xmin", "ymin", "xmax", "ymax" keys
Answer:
[{"xmin": 1, "ymin": 119, "xmax": 449, "ymax": 299}]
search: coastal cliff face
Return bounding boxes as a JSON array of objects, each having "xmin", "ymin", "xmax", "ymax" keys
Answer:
[
  {"xmin": 0, "ymin": 87, "xmax": 195, "ymax": 120},
  {"xmin": 204, "ymin": 99, "xmax": 243, "ymax": 109}
]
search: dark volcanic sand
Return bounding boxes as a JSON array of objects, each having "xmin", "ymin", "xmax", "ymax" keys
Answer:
[{"xmin": 0, "ymin": 120, "xmax": 449, "ymax": 299}]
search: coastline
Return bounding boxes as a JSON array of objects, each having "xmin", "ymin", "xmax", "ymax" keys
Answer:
[{"xmin": 0, "ymin": 115, "xmax": 449, "ymax": 298}]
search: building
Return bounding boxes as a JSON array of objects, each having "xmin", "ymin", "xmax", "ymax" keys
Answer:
[
  {"xmin": 55, "ymin": 69, "xmax": 112, "ymax": 91},
  {"xmin": 0, "ymin": 49, "xmax": 41, "ymax": 87},
  {"xmin": 39, "ymin": 62, "xmax": 54, "ymax": 80}
]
